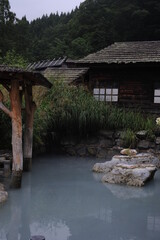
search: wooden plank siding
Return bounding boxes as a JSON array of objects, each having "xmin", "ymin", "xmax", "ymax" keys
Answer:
[{"xmin": 87, "ymin": 66, "xmax": 160, "ymax": 113}]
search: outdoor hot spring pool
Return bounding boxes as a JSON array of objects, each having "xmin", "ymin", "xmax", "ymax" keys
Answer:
[{"xmin": 0, "ymin": 155, "xmax": 160, "ymax": 240}]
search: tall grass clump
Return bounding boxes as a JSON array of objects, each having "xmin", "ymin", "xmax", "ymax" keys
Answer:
[
  {"xmin": 34, "ymin": 80, "xmax": 108, "ymax": 142},
  {"xmin": 121, "ymin": 129, "xmax": 137, "ymax": 148},
  {"xmin": 33, "ymin": 79, "xmax": 156, "ymax": 147}
]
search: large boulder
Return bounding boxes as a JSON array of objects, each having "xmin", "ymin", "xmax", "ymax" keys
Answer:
[
  {"xmin": 92, "ymin": 153, "xmax": 159, "ymax": 187},
  {"xmin": 112, "ymin": 153, "xmax": 160, "ymax": 167},
  {"xmin": 0, "ymin": 183, "xmax": 8, "ymax": 204},
  {"xmin": 93, "ymin": 153, "xmax": 160, "ymax": 173},
  {"xmin": 102, "ymin": 163, "xmax": 157, "ymax": 187}
]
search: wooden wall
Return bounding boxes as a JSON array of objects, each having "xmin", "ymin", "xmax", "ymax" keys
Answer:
[{"xmin": 88, "ymin": 65, "xmax": 160, "ymax": 113}]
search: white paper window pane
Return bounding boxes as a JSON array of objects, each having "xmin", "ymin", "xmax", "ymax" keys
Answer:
[
  {"xmin": 100, "ymin": 88, "xmax": 105, "ymax": 94},
  {"xmin": 106, "ymin": 96, "xmax": 112, "ymax": 102},
  {"xmin": 154, "ymin": 97, "xmax": 160, "ymax": 103},
  {"xmin": 154, "ymin": 89, "xmax": 160, "ymax": 96},
  {"xmin": 94, "ymin": 95, "xmax": 99, "ymax": 100},
  {"xmin": 93, "ymin": 88, "xmax": 99, "ymax": 94},
  {"xmin": 106, "ymin": 88, "xmax": 111, "ymax": 94},
  {"xmin": 100, "ymin": 95, "xmax": 105, "ymax": 101},
  {"xmin": 112, "ymin": 88, "xmax": 118, "ymax": 95},
  {"xmin": 112, "ymin": 96, "xmax": 118, "ymax": 102}
]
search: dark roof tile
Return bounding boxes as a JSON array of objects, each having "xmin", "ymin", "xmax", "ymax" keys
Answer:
[{"xmin": 77, "ymin": 41, "xmax": 160, "ymax": 64}]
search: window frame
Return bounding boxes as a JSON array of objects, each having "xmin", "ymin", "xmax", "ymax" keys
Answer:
[
  {"xmin": 93, "ymin": 80, "xmax": 119, "ymax": 103},
  {"xmin": 154, "ymin": 82, "xmax": 160, "ymax": 104}
]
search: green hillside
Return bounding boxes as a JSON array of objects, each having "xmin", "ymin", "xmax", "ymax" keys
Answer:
[{"xmin": 0, "ymin": 0, "xmax": 160, "ymax": 62}]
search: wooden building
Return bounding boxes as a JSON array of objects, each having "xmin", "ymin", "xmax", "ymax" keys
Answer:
[{"xmin": 68, "ymin": 41, "xmax": 160, "ymax": 113}]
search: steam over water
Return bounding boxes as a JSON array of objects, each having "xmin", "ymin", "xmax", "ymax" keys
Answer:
[{"xmin": 0, "ymin": 155, "xmax": 160, "ymax": 240}]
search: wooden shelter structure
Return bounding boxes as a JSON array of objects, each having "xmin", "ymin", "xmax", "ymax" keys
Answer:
[
  {"xmin": 0, "ymin": 65, "xmax": 52, "ymax": 188},
  {"xmin": 68, "ymin": 41, "xmax": 160, "ymax": 113}
]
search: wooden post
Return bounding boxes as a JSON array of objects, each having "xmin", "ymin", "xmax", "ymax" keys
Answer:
[
  {"xmin": 23, "ymin": 83, "xmax": 36, "ymax": 171},
  {"xmin": 0, "ymin": 80, "xmax": 23, "ymax": 188},
  {"xmin": 10, "ymin": 80, "xmax": 23, "ymax": 188}
]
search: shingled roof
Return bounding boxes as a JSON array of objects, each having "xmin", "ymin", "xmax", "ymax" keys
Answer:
[
  {"xmin": 27, "ymin": 57, "xmax": 67, "ymax": 71},
  {"xmin": 43, "ymin": 68, "xmax": 89, "ymax": 84},
  {"xmin": 0, "ymin": 65, "xmax": 52, "ymax": 88},
  {"xmin": 77, "ymin": 41, "xmax": 160, "ymax": 64}
]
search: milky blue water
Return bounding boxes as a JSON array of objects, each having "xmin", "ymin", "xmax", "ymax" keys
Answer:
[{"xmin": 0, "ymin": 155, "xmax": 160, "ymax": 240}]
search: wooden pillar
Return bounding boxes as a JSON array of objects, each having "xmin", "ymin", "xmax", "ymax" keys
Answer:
[
  {"xmin": 10, "ymin": 80, "xmax": 23, "ymax": 188},
  {"xmin": 23, "ymin": 83, "xmax": 36, "ymax": 171}
]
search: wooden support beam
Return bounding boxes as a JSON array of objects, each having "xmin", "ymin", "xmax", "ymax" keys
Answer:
[
  {"xmin": 23, "ymin": 83, "xmax": 36, "ymax": 171},
  {"xmin": 9, "ymin": 80, "xmax": 23, "ymax": 188}
]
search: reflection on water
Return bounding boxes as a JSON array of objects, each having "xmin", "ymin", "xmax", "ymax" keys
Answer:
[{"xmin": 0, "ymin": 155, "xmax": 160, "ymax": 240}]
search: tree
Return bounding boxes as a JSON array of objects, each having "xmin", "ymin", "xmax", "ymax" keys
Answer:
[
  {"xmin": 0, "ymin": 0, "xmax": 15, "ymax": 24},
  {"xmin": 0, "ymin": 0, "xmax": 16, "ymax": 56},
  {"xmin": 0, "ymin": 49, "xmax": 28, "ymax": 68}
]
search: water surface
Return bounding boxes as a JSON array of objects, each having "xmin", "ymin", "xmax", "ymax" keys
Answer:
[{"xmin": 0, "ymin": 155, "xmax": 160, "ymax": 240}]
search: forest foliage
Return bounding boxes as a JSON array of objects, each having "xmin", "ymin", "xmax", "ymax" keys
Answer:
[{"xmin": 0, "ymin": 0, "xmax": 160, "ymax": 63}]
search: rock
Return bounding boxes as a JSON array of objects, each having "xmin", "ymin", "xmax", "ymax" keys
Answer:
[
  {"xmin": 87, "ymin": 146, "xmax": 97, "ymax": 156},
  {"xmin": 115, "ymin": 139, "xmax": 124, "ymax": 147},
  {"xmin": 156, "ymin": 137, "xmax": 160, "ymax": 145},
  {"xmin": 0, "ymin": 191, "xmax": 8, "ymax": 203},
  {"xmin": 65, "ymin": 147, "xmax": 76, "ymax": 156},
  {"xmin": 93, "ymin": 153, "xmax": 160, "ymax": 173},
  {"xmin": 0, "ymin": 184, "xmax": 8, "ymax": 204},
  {"xmin": 136, "ymin": 130, "xmax": 148, "ymax": 140},
  {"xmin": 96, "ymin": 149, "xmax": 108, "ymax": 159},
  {"xmin": 0, "ymin": 183, "xmax": 4, "ymax": 191},
  {"xmin": 137, "ymin": 140, "xmax": 150, "ymax": 150},
  {"xmin": 149, "ymin": 142, "xmax": 156, "ymax": 149},
  {"xmin": 93, "ymin": 158, "xmax": 120, "ymax": 173},
  {"xmin": 102, "ymin": 163, "xmax": 157, "ymax": 187},
  {"xmin": 112, "ymin": 153, "xmax": 160, "ymax": 167},
  {"xmin": 99, "ymin": 139, "xmax": 113, "ymax": 148},
  {"xmin": 77, "ymin": 146, "xmax": 87, "ymax": 157},
  {"xmin": 98, "ymin": 130, "xmax": 114, "ymax": 140},
  {"xmin": 120, "ymin": 148, "xmax": 137, "ymax": 156}
]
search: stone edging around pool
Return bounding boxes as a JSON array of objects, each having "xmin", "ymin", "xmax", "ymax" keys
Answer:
[{"xmin": 0, "ymin": 183, "xmax": 8, "ymax": 204}]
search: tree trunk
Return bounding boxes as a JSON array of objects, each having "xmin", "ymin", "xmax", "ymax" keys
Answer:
[
  {"xmin": 23, "ymin": 84, "xmax": 36, "ymax": 171},
  {"xmin": 10, "ymin": 80, "xmax": 23, "ymax": 188}
]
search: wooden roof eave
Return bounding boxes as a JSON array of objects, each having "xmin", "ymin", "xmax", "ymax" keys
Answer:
[
  {"xmin": 23, "ymin": 72, "xmax": 52, "ymax": 88},
  {"xmin": 0, "ymin": 71, "xmax": 52, "ymax": 89}
]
